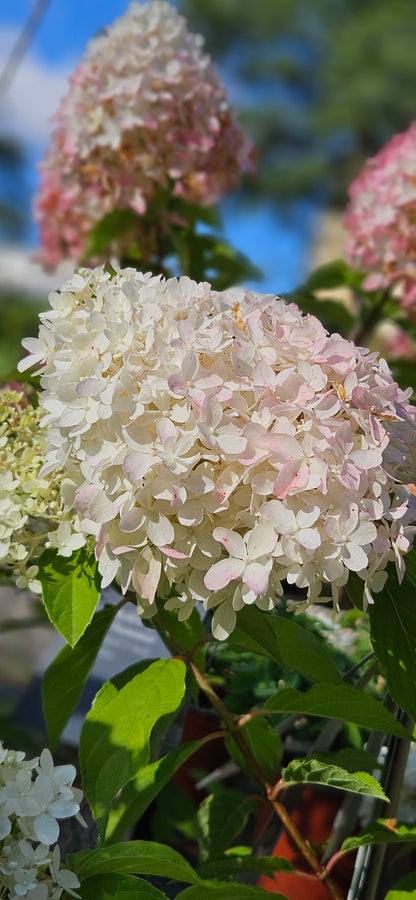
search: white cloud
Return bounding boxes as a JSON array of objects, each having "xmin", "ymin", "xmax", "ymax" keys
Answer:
[
  {"xmin": 0, "ymin": 245, "xmax": 74, "ymax": 296},
  {"xmin": 0, "ymin": 26, "xmax": 73, "ymax": 147}
]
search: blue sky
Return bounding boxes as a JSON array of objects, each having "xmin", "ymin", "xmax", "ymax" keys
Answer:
[{"xmin": 0, "ymin": 0, "xmax": 314, "ymax": 293}]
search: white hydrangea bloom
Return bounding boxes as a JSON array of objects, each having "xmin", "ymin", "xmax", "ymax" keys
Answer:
[
  {"xmin": 0, "ymin": 744, "xmax": 81, "ymax": 900},
  {"xmin": 19, "ymin": 267, "xmax": 416, "ymax": 638}
]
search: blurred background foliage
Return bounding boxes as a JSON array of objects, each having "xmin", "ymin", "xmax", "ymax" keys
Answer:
[{"xmin": 183, "ymin": 0, "xmax": 416, "ymax": 206}]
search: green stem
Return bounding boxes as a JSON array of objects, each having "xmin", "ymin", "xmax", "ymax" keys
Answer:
[{"xmin": 352, "ymin": 288, "xmax": 390, "ymax": 346}]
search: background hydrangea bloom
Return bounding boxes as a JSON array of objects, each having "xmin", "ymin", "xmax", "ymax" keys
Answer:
[
  {"xmin": 19, "ymin": 267, "xmax": 416, "ymax": 639},
  {"xmin": 34, "ymin": 0, "xmax": 253, "ymax": 269},
  {"xmin": 344, "ymin": 123, "xmax": 416, "ymax": 310}
]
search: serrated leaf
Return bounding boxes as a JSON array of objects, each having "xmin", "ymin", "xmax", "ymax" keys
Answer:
[
  {"xmin": 76, "ymin": 874, "xmax": 166, "ymax": 899},
  {"xmin": 368, "ymin": 566, "xmax": 416, "ymax": 718},
  {"xmin": 42, "ymin": 603, "xmax": 118, "ymax": 750},
  {"xmin": 342, "ymin": 819, "xmax": 416, "ymax": 852},
  {"xmin": 105, "ymin": 738, "xmax": 214, "ymax": 843},
  {"xmin": 177, "ymin": 885, "xmax": 282, "ymax": 899},
  {"xmin": 231, "ymin": 607, "xmax": 341, "ymax": 683},
  {"xmin": 197, "ymin": 787, "xmax": 257, "ymax": 860},
  {"xmin": 263, "ymin": 684, "xmax": 411, "ymax": 739},
  {"xmin": 226, "ymin": 717, "xmax": 282, "ymax": 784},
  {"xmin": 385, "ymin": 872, "xmax": 416, "ymax": 898},
  {"xmin": 80, "ymin": 658, "xmax": 186, "ymax": 839},
  {"xmin": 197, "ymin": 853, "xmax": 294, "ymax": 880},
  {"xmin": 38, "ymin": 547, "xmax": 101, "ymax": 646},
  {"xmin": 69, "ymin": 840, "xmax": 201, "ymax": 885},
  {"xmin": 283, "ymin": 757, "xmax": 386, "ymax": 799}
]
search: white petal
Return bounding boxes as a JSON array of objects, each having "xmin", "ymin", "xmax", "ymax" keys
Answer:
[{"xmin": 212, "ymin": 528, "xmax": 246, "ymax": 559}]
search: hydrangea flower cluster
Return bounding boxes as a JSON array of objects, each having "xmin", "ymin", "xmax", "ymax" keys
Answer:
[
  {"xmin": 0, "ymin": 388, "xmax": 85, "ymax": 592},
  {"xmin": 18, "ymin": 267, "xmax": 416, "ymax": 639},
  {"xmin": 35, "ymin": 0, "xmax": 252, "ymax": 269},
  {"xmin": 344, "ymin": 123, "xmax": 416, "ymax": 310},
  {"xmin": 0, "ymin": 743, "xmax": 82, "ymax": 900}
]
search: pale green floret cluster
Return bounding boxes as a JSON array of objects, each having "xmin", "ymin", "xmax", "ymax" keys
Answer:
[{"xmin": 0, "ymin": 389, "xmax": 85, "ymax": 592}]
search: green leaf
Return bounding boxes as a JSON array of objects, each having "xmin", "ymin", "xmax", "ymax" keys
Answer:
[
  {"xmin": 342, "ymin": 819, "xmax": 416, "ymax": 853},
  {"xmin": 69, "ymin": 840, "xmax": 201, "ymax": 885},
  {"xmin": 177, "ymin": 885, "xmax": 281, "ymax": 899},
  {"xmin": 310, "ymin": 748, "xmax": 381, "ymax": 774},
  {"xmin": 80, "ymin": 658, "xmax": 187, "ymax": 839},
  {"xmin": 226, "ymin": 717, "xmax": 283, "ymax": 784},
  {"xmin": 197, "ymin": 852, "xmax": 294, "ymax": 880},
  {"xmin": 84, "ymin": 208, "xmax": 141, "ymax": 259},
  {"xmin": 42, "ymin": 603, "xmax": 119, "ymax": 750},
  {"xmin": 385, "ymin": 872, "xmax": 416, "ymax": 898},
  {"xmin": 197, "ymin": 787, "xmax": 257, "ymax": 860},
  {"xmin": 151, "ymin": 600, "xmax": 206, "ymax": 701},
  {"xmin": 231, "ymin": 607, "xmax": 342, "ymax": 684},
  {"xmin": 38, "ymin": 547, "xmax": 101, "ymax": 646},
  {"xmin": 302, "ymin": 259, "xmax": 352, "ymax": 291},
  {"xmin": 283, "ymin": 757, "xmax": 387, "ymax": 799},
  {"xmin": 77, "ymin": 874, "xmax": 167, "ymax": 900},
  {"xmin": 368, "ymin": 566, "xmax": 416, "ymax": 718},
  {"xmin": 105, "ymin": 738, "xmax": 214, "ymax": 843},
  {"xmin": 263, "ymin": 684, "xmax": 411, "ymax": 739}
]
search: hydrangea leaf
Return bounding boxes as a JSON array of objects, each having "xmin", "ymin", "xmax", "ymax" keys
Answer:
[
  {"xmin": 73, "ymin": 874, "xmax": 167, "ymax": 898},
  {"xmin": 230, "ymin": 606, "xmax": 342, "ymax": 684},
  {"xmin": 38, "ymin": 547, "xmax": 101, "ymax": 646},
  {"xmin": 385, "ymin": 872, "xmax": 416, "ymax": 898},
  {"xmin": 225, "ymin": 717, "xmax": 283, "ymax": 785},
  {"xmin": 105, "ymin": 738, "xmax": 214, "ymax": 844},
  {"xmin": 263, "ymin": 684, "xmax": 411, "ymax": 739},
  {"xmin": 368, "ymin": 567, "xmax": 416, "ymax": 719},
  {"xmin": 197, "ymin": 787, "xmax": 257, "ymax": 861},
  {"xmin": 42, "ymin": 604, "xmax": 119, "ymax": 750},
  {"xmin": 177, "ymin": 885, "xmax": 282, "ymax": 899},
  {"xmin": 342, "ymin": 819, "xmax": 416, "ymax": 853},
  {"xmin": 69, "ymin": 841, "xmax": 201, "ymax": 885},
  {"xmin": 282, "ymin": 757, "xmax": 386, "ymax": 799},
  {"xmin": 197, "ymin": 852, "xmax": 294, "ymax": 880},
  {"xmin": 80, "ymin": 658, "xmax": 187, "ymax": 840}
]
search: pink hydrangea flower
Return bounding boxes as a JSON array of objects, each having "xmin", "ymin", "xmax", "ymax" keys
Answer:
[
  {"xmin": 19, "ymin": 267, "xmax": 416, "ymax": 639},
  {"xmin": 34, "ymin": 0, "xmax": 253, "ymax": 269},
  {"xmin": 344, "ymin": 123, "xmax": 416, "ymax": 310}
]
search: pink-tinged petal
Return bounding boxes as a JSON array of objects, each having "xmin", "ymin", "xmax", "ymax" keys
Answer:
[
  {"xmin": 168, "ymin": 374, "xmax": 187, "ymax": 395},
  {"xmin": 156, "ymin": 417, "xmax": 177, "ymax": 444},
  {"xmin": 204, "ymin": 557, "xmax": 245, "ymax": 590},
  {"xmin": 273, "ymin": 461, "xmax": 308, "ymax": 499},
  {"xmin": 350, "ymin": 448, "xmax": 383, "ymax": 469},
  {"xmin": 123, "ymin": 451, "xmax": 158, "ymax": 482},
  {"xmin": 212, "ymin": 527, "xmax": 246, "ymax": 559},
  {"xmin": 75, "ymin": 488, "xmax": 114, "ymax": 523},
  {"xmin": 216, "ymin": 433, "xmax": 247, "ymax": 455},
  {"xmin": 132, "ymin": 556, "xmax": 161, "ymax": 603},
  {"xmin": 265, "ymin": 433, "xmax": 302, "ymax": 460},
  {"xmin": 246, "ymin": 523, "xmax": 277, "ymax": 558},
  {"xmin": 243, "ymin": 561, "xmax": 269, "ymax": 594},
  {"xmin": 159, "ymin": 546, "xmax": 189, "ymax": 559},
  {"xmin": 296, "ymin": 528, "xmax": 321, "ymax": 550}
]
